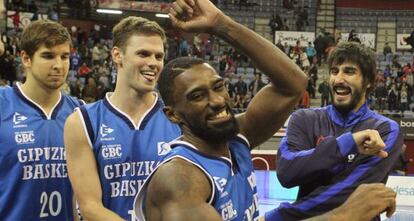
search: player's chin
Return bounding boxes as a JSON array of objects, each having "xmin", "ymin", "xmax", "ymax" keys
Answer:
[{"xmin": 47, "ymin": 81, "xmax": 65, "ymax": 90}]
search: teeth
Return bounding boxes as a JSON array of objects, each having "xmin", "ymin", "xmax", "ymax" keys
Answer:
[
  {"xmin": 142, "ymin": 71, "xmax": 155, "ymax": 76},
  {"xmin": 214, "ymin": 110, "xmax": 227, "ymax": 119},
  {"xmin": 336, "ymin": 89, "xmax": 347, "ymax": 93}
]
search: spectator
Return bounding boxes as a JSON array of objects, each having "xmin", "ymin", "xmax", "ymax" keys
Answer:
[
  {"xmin": 81, "ymin": 78, "xmax": 99, "ymax": 103},
  {"xmin": 400, "ymin": 83, "xmax": 409, "ymax": 116},
  {"xmin": 47, "ymin": 5, "xmax": 59, "ymax": 21},
  {"xmin": 91, "ymin": 42, "xmax": 102, "ymax": 66},
  {"xmin": 299, "ymin": 90, "xmax": 310, "ymax": 108},
  {"xmin": 392, "ymin": 144, "xmax": 411, "ymax": 175},
  {"xmin": 70, "ymin": 78, "xmax": 83, "ymax": 99},
  {"xmin": 283, "ymin": 42, "xmax": 291, "ymax": 55},
  {"xmin": 318, "ymin": 77, "xmax": 330, "ymax": 107},
  {"xmin": 269, "ymin": 14, "xmax": 282, "ymax": 34},
  {"xmin": 305, "ymin": 42, "xmax": 316, "ymax": 64},
  {"xmin": 234, "ymin": 75, "xmax": 248, "ymax": 98},
  {"xmin": 375, "ymin": 80, "xmax": 387, "ymax": 113},
  {"xmin": 248, "ymin": 72, "xmax": 266, "ymax": 97},
  {"xmin": 388, "ymin": 83, "xmax": 398, "ymax": 111},
  {"xmin": 314, "ymin": 34, "xmax": 324, "ymax": 66},
  {"xmin": 383, "ymin": 42, "xmax": 392, "ymax": 63}
]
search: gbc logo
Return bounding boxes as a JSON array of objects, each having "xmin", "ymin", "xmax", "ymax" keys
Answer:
[
  {"xmin": 15, "ymin": 131, "xmax": 35, "ymax": 144},
  {"xmin": 102, "ymin": 146, "xmax": 122, "ymax": 159},
  {"xmin": 400, "ymin": 121, "xmax": 414, "ymax": 128}
]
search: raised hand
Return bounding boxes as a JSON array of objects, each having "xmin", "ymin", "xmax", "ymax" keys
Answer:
[
  {"xmin": 352, "ymin": 129, "xmax": 388, "ymax": 158},
  {"xmin": 169, "ymin": 0, "xmax": 224, "ymax": 33}
]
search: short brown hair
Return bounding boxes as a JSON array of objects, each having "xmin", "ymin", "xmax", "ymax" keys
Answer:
[
  {"xmin": 112, "ymin": 16, "xmax": 166, "ymax": 52},
  {"xmin": 20, "ymin": 19, "xmax": 72, "ymax": 58}
]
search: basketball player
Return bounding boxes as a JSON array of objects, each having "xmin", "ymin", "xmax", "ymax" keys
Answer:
[
  {"xmin": 133, "ymin": 1, "xmax": 394, "ymax": 221},
  {"xmin": 274, "ymin": 42, "xmax": 402, "ymax": 220},
  {"xmin": 0, "ymin": 20, "xmax": 83, "ymax": 220},
  {"xmin": 64, "ymin": 17, "xmax": 181, "ymax": 221},
  {"xmin": 133, "ymin": 0, "xmax": 307, "ymax": 219}
]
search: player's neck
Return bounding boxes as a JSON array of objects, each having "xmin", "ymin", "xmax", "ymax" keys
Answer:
[
  {"xmin": 19, "ymin": 81, "xmax": 61, "ymax": 113},
  {"xmin": 109, "ymin": 89, "xmax": 156, "ymax": 125},
  {"xmin": 182, "ymin": 131, "xmax": 230, "ymax": 159}
]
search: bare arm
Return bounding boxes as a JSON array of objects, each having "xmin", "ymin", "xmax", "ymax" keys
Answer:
[
  {"xmin": 146, "ymin": 158, "xmax": 222, "ymax": 221},
  {"xmin": 170, "ymin": 0, "xmax": 307, "ymax": 147},
  {"xmin": 64, "ymin": 111, "xmax": 125, "ymax": 221},
  {"xmin": 305, "ymin": 184, "xmax": 396, "ymax": 221}
]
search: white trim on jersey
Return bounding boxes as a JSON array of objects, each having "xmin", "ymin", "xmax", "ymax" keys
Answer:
[
  {"xmin": 236, "ymin": 133, "xmax": 251, "ymax": 147},
  {"xmin": 104, "ymin": 92, "xmax": 159, "ymax": 130},
  {"xmin": 133, "ymin": 155, "xmax": 216, "ymax": 221},
  {"xmin": 75, "ymin": 107, "xmax": 94, "ymax": 148},
  {"xmin": 16, "ymin": 82, "xmax": 62, "ymax": 120},
  {"xmin": 171, "ymin": 140, "xmax": 234, "ymax": 167}
]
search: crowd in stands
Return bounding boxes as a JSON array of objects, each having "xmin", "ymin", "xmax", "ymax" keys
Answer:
[
  {"xmin": 3, "ymin": 1, "xmax": 414, "ymax": 117},
  {"xmin": 373, "ymin": 46, "xmax": 414, "ymax": 116}
]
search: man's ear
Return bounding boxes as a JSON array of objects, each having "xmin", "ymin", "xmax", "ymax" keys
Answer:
[
  {"xmin": 112, "ymin": 47, "xmax": 122, "ymax": 67},
  {"xmin": 163, "ymin": 106, "xmax": 181, "ymax": 124},
  {"xmin": 21, "ymin": 51, "xmax": 31, "ymax": 68}
]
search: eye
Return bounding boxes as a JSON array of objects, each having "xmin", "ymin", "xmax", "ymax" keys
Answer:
[
  {"xmin": 329, "ymin": 68, "xmax": 339, "ymax": 75},
  {"xmin": 42, "ymin": 54, "xmax": 54, "ymax": 59},
  {"xmin": 137, "ymin": 51, "xmax": 150, "ymax": 57},
  {"xmin": 189, "ymin": 92, "xmax": 205, "ymax": 101},
  {"xmin": 155, "ymin": 54, "xmax": 164, "ymax": 61},
  {"xmin": 214, "ymin": 82, "xmax": 225, "ymax": 91}
]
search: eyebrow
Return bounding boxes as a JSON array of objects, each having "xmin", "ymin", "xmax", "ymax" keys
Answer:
[
  {"xmin": 343, "ymin": 66, "xmax": 357, "ymax": 72},
  {"xmin": 185, "ymin": 77, "xmax": 224, "ymax": 96}
]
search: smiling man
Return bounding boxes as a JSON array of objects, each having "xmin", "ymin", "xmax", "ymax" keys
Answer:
[
  {"xmin": 0, "ymin": 20, "xmax": 84, "ymax": 220},
  {"xmin": 274, "ymin": 42, "xmax": 403, "ymax": 220},
  {"xmin": 132, "ymin": 0, "xmax": 308, "ymax": 220},
  {"xmin": 64, "ymin": 17, "xmax": 181, "ymax": 221}
]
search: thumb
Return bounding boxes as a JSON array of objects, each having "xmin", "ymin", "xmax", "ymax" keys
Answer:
[{"xmin": 377, "ymin": 150, "xmax": 388, "ymax": 158}]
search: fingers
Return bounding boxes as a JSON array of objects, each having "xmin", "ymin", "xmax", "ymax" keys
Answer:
[
  {"xmin": 364, "ymin": 184, "xmax": 396, "ymax": 218},
  {"xmin": 386, "ymin": 197, "xmax": 396, "ymax": 218},
  {"xmin": 171, "ymin": 0, "xmax": 195, "ymax": 19},
  {"xmin": 354, "ymin": 129, "xmax": 387, "ymax": 157}
]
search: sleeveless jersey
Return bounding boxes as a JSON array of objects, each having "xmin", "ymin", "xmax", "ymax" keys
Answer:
[
  {"xmin": 0, "ymin": 84, "xmax": 83, "ymax": 220},
  {"xmin": 134, "ymin": 134, "xmax": 259, "ymax": 221},
  {"xmin": 78, "ymin": 93, "xmax": 181, "ymax": 220}
]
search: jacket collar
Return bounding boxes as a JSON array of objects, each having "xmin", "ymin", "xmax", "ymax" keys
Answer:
[{"xmin": 327, "ymin": 103, "xmax": 374, "ymax": 127}]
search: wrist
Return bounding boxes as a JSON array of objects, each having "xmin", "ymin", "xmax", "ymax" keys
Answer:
[
  {"xmin": 327, "ymin": 207, "xmax": 348, "ymax": 221},
  {"xmin": 210, "ymin": 13, "xmax": 233, "ymax": 36}
]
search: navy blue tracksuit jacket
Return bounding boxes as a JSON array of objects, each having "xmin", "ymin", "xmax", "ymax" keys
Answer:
[{"xmin": 275, "ymin": 103, "xmax": 402, "ymax": 221}]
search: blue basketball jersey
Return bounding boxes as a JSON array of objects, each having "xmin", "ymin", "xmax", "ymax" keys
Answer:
[
  {"xmin": 134, "ymin": 134, "xmax": 259, "ymax": 221},
  {"xmin": 78, "ymin": 93, "xmax": 181, "ymax": 220},
  {"xmin": 0, "ymin": 84, "xmax": 83, "ymax": 221}
]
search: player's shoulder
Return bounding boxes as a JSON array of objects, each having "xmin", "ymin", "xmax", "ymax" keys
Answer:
[
  {"xmin": 370, "ymin": 112, "xmax": 399, "ymax": 131},
  {"xmin": 0, "ymin": 85, "xmax": 13, "ymax": 96},
  {"xmin": 61, "ymin": 94, "xmax": 85, "ymax": 108},
  {"xmin": 291, "ymin": 106, "xmax": 327, "ymax": 120}
]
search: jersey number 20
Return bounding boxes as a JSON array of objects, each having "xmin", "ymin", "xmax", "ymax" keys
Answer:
[{"xmin": 40, "ymin": 191, "xmax": 62, "ymax": 218}]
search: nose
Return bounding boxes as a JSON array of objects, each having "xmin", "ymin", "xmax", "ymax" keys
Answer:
[
  {"xmin": 333, "ymin": 71, "xmax": 346, "ymax": 84},
  {"xmin": 53, "ymin": 57, "xmax": 63, "ymax": 70},
  {"xmin": 208, "ymin": 91, "xmax": 226, "ymax": 109},
  {"xmin": 147, "ymin": 55, "xmax": 161, "ymax": 70}
]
